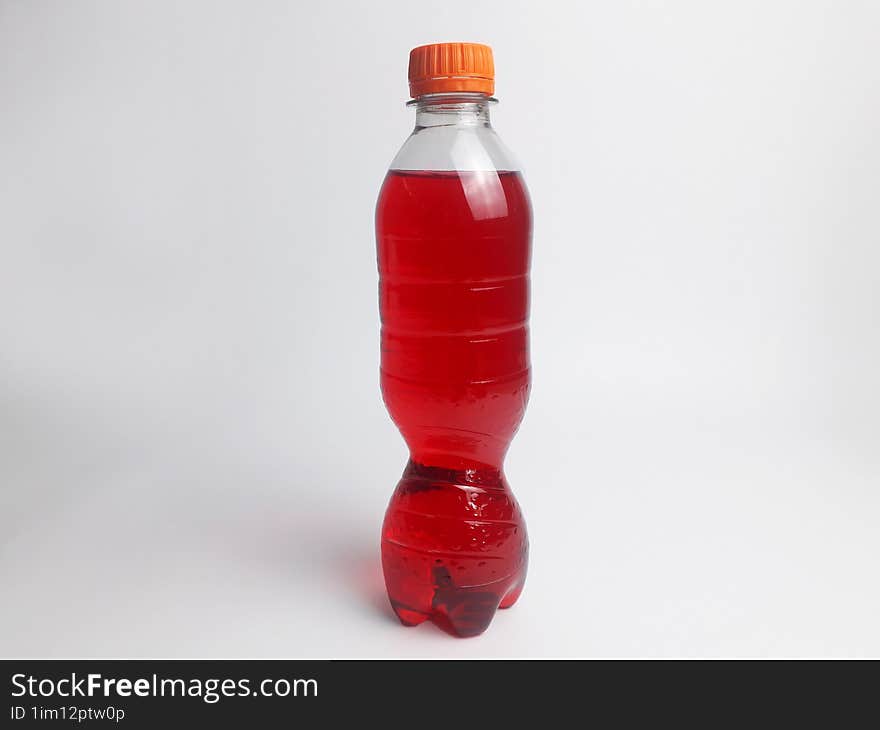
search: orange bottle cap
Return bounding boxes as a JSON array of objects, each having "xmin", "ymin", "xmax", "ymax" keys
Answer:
[{"xmin": 408, "ymin": 42, "xmax": 495, "ymax": 98}]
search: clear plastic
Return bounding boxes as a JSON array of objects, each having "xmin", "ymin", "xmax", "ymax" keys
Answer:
[
  {"xmin": 376, "ymin": 92, "xmax": 532, "ymax": 637},
  {"xmin": 390, "ymin": 93, "xmax": 522, "ymax": 172}
]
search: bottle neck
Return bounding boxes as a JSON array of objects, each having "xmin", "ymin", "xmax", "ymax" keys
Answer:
[{"xmin": 410, "ymin": 93, "xmax": 495, "ymax": 130}]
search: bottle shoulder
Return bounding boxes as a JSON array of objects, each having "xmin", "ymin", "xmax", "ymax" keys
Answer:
[{"xmin": 389, "ymin": 125, "xmax": 523, "ymax": 173}]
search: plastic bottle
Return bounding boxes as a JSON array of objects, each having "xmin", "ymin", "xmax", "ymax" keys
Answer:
[{"xmin": 376, "ymin": 43, "xmax": 531, "ymax": 637}]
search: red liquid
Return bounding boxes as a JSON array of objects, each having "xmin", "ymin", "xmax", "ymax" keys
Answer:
[{"xmin": 376, "ymin": 169, "xmax": 531, "ymax": 637}]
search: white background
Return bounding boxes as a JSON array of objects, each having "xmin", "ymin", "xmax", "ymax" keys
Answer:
[{"xmin": 1, "ymin": 1, "xmax": 879, "ymax": 657}]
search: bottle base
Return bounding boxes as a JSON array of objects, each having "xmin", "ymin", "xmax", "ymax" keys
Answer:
[
  {"xmin": 386, "ymin": 571, "xmax": 525, "ymax": 638},
  {"xmin": 381, "ymin": 460, "xmax": 528, "ymax": 638}
]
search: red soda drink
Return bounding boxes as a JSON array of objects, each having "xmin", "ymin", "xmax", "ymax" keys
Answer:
[{"xmin": 376, "ymin": 43, "xmax": 532, "ymax": 637}]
